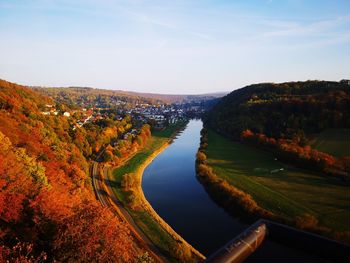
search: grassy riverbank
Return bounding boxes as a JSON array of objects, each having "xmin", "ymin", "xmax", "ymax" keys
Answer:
[
  {"xmin": 108, "ymin": 121, "xmax": 205, "ymax": 262},
  {"xmin": 204, "ymin": 129, "xmax": 350, "ymax": 234}
]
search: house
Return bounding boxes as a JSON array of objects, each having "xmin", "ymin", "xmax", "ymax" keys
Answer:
[
  {"xmin": 63, "ymin": 112, "xmax": 70, "ymax": 117},
  {"xmin": 340, "ymin": 79, "xmax": 350, "ymax": 85},
  {"xmin": 123, "ymin": 133, "xmax": 132, "ymax": 140}
]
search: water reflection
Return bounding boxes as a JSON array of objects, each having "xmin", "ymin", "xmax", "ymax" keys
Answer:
[{"xmin": 142, "ymin": 119, "xmax": 246, "ymax": 256}]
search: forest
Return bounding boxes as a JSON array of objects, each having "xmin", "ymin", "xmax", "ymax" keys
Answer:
[
  {"xmin": 205, "ymin": 80, "xmax": 350, "ymax": 178},
  {"xmin": 33, "ymin": 86, "xmax": 224, "ymax": 109},
  {"xmin": 0, "ymin": 79, "xmax": 152, "ymax": 262},
  {"xmin": 33, "ymin": 86, "xmax": 163, "ymax": 109}
]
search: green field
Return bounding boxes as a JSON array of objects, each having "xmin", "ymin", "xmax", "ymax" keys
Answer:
[
  {"xmin": 152, "ymin": 121, "xmax": 187, "ymax": 138},
  {"xmin": 205, "ymin": 129, "xmax": 350, "ymax": 232},
  {"xmin": 310, "ymin": 128, "xmax": 350, "ymax": 157},
  {"xmin": 109, "ymin": 122, "xmax": 188, "ymax": 259}
]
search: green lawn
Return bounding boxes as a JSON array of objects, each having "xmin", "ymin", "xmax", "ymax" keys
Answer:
[
  {"xmin": 205, "ymin": 129, "xmax": 350, "ymax": 232},
  {"xmin": 109, "ymin": 122, "xmax": 188, "ymax": 259},
  {"xmin": 310, "ymin": 128, "xmax": 350, "ymax": 157},
  {"xmin": 152, "ymin": 120, "xmax": 188, "ymax": 138}
]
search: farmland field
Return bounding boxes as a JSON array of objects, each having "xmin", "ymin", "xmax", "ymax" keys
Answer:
[
  {"xmin": 205, "ymin": 129, "xmax": 350, "ymax": 232},
  {"xmin": 310, "ymin": 128, "xmax": 350, "ymax": 157}
]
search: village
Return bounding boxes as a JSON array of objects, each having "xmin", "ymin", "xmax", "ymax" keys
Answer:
[{"xmin": 41, "ymin": 101, "xmax": 205, "ymax": 132}]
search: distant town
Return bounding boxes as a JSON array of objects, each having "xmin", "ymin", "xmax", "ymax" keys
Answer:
[{"xmin": 41, "ymin": 101, "xmax": 206, "ymax": 132}]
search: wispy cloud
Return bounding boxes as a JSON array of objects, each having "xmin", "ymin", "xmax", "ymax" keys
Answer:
[
  {"xmin": 262, "ymin": 15, "xmax": 350, "ymax": 38},
  {"xmin": 125, "ymin": 10, "xmax": 212, "ymax": 40},
  {"xmin": 215, "ymin": 13, "xmax": 350, "ymax": 54}
]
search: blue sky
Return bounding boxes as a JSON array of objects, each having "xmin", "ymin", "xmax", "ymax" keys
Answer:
[{"xmin": 1, "ymin": 0, "xmax": 350, "ymax": 94}]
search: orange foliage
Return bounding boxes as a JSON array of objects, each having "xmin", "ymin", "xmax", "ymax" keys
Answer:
[
  {"xmin": 240, "ymin": 129, "xmax": 347, "ymax": 178},
  {"xmin": 0, "ymin": 80, "xmax": 137, "ymax": 261},
  {"xmin": 0, "ymin": 132, "xmax": 38, "ymax": 222},
  {"xmin": 53, "ymin": 203, "xmax": 135, "ymax": 262}
]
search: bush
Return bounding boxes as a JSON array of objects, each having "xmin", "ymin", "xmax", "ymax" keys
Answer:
[
  {"xmin": 295, "ymin": 214, "xmax": 318, "ymax": 230},
  {"xmin": 170, "ymin": 242, "xmax": 193, "ymax": 263},
  {"xmin": 126, "ymin": 190, "xmax": 141, "ymax": 210},
  {"xmin": 136, "ymin": 252, "xmax": 154, "ymax": 263},
  {"xmin": 121, "ymin": 173, "xmax": 136, "ymax": 190},
  {"xmin": 196, "ymin": 151, "xmax": 207, "ymax": 163}
]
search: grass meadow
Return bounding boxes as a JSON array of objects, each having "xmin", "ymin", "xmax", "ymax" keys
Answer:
[
  {"xmin": 310, "ymin": 128, "xmax": 350, "ymax": 157},
  {"xmin": 206, "ymin": 129, "xmax": 350, "ymax": 232}
]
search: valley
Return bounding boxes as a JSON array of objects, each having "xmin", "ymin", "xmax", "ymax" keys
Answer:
[
  {"xmin": 2, "ymin": 1, "xmax": 350, "ymax": 261},
  {"xmin": 1, "ymin": 78, "xmax": 350, "ymax": 262}
]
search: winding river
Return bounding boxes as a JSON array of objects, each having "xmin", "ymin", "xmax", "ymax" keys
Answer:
[{"xmin": 142, "ymin": 119, "xmax": 247, "ymax": 256}]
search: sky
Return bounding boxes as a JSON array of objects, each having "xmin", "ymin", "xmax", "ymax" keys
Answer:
[{"xmin": 0, "ymin": 0, "xmax": 350, "ymax": 94}]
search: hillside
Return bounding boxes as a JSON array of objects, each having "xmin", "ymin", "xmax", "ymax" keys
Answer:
[
  {"xmin": 206, "ymin": 80, "xmax": 350, "ymax": 140},
  {"xmin": 0, "ymin": 79, "xmax": 145, "ymax": 262},
  {"xmin": 199, "ymin": 82, "xmax": 350, "ymax": 243},
  {"xmin": 32, "ymin": 86, "xmax": 226, "ymax": 107},
  {"xmin": 205, "ymin": 80, "xmax": 350, "ymax": 177}
]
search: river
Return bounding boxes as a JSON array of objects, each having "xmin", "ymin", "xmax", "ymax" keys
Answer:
[{"xmin": 142, "ymin": 119, "xmax": 247, "ymax": 256}]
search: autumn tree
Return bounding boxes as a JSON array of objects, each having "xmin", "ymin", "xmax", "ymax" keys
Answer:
[{"xmin": 53, "ymin": 202, "xmax": 135, "ymax": 262}]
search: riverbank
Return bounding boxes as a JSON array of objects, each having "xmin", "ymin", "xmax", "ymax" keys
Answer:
[
  {"xmin": 108, "ymin": 121, "xmax": 206, "ymax": 262},
  {"xmin": 196, "ymin": 127, "xmax": 350, "ymax": 244}
]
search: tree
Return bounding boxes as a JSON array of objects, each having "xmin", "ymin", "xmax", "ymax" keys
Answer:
[
  {"xmin": 136, "ymin": 252, "xmax": 154, "ymax": 263},
  {"xmin": 53, "ymin": 203, "xmax": 135, "ymax": 262},
  {"xmin": 102, "ymin": 150, "xmax": 113, "ymax": 162},
  {"xmin": 196, "ymin": 151, "xmax": 207, "ymax": 163},
  {"xmin": 121, "ymin": 173, "xmax": 136, "ymax": 190}
]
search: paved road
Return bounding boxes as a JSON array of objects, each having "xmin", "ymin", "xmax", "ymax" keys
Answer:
[{"xmin": 91, "ymin": 161, "xmax": 169, "ymax": 263}]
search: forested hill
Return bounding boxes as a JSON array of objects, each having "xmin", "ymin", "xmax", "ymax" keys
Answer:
[
  {"xmin": 0, "ymin": 79, "xmax": 139, "ymax": 261},
  {"xmin": 33, "ymin": 86, "xmax": 164, "ymax": 108},
  {"xmin": 33, "ymin": 86, "xmax": 227, "ymax": 107},
  {"xmin": 206, "ymin": 80, "xmax": 350, "ymax": 141}
]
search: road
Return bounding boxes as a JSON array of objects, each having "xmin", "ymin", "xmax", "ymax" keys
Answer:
[{"xmin": 91, "ymin": 161, "xmax": 169, "ymax": 263}]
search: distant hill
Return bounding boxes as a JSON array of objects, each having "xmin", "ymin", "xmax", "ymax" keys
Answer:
[
  {"xmin": 206, "ymin": 80, "xmax": 350, "ymax": 141},
  {"xmin": 119, "ymin": 90, "xmax": 227, "ymax": 103},
  {"xmin": 32, "ymin": 86, "xmax": 227, "ymax": 107},
  {"xmin": 94, "ymin": 88, "xmax": 227, "ymax": 103}
]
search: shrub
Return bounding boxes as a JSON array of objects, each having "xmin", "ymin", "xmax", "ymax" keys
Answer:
[
  {"xmin": 121, "ymin": 173, "xmax": 136, "ymax": 190},
  {"xmin": 126, "ymin": 190, "xmax": 141, "ymax": 210},
  {"xmin": 295, "ymin": 214, "xmax": 318, "ymax": 230},
  {"xmin": 196, "ymin": 151, "xmax": 207, "ymax": 163},
  {"xmin": 136, "ymin": 252, "xmax": 154, "ymax": 263},
  {"xmin": 170, "ymin": 242, "xmax": 193, "ymax": 263}
]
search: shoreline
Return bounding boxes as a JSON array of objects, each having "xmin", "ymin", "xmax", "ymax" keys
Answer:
[
  {"xmin": 132, "ymin": 137, "xmax": 206, "ymax": 261},
  {"xmin": 109, "ymin": 124, "xmax": 206, "ymax": 262},
  {"xmin": 92, "ymin": 162, "xmax": 166, "ymax": 263},
  {"xmin": 197, "ymin": 127, "xmax": 350, "ymax": 245}
]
